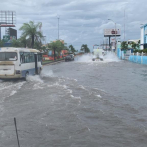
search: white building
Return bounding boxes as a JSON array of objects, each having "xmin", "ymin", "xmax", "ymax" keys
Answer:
[{"xmin": 140, "ymin": 24, "xmax": 147, "ymax": 49}]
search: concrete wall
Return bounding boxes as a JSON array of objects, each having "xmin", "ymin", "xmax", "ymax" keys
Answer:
[
  {"xmin": 117, "ymin": 48, "xmax": 124, "ymax": 59},
  {"xmin": 129, "ymin": 55, "xmax": 147, "ymax": 65}
]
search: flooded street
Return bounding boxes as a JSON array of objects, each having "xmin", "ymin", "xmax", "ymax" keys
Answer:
[{"xmin": 0, "ymin": 54, "xmax": 147, "ymax": 147}]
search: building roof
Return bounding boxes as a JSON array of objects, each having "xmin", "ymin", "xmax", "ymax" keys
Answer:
[
  {"xmin": 140, "ymin": 24, "xmax": 147, "ymax": 28},
  {"xmin": 128, "ymin": 39, "xmax": 140, "ymax": 44}
]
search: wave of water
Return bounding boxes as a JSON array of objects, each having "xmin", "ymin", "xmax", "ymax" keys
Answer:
[
  {"xmin": 0, "ymin": 81, "xmax": 25, "ymax": 116},
  {"xmin": 75, "ymin": 52, "xmax": 120, "ymax": 63},
  {"xmin": 75, "ymin": 54, "xmax": 95, "ymax": 62},
  {"xmin": 40, "ymin": 68, "xmax": 54, "ymax": 78},
  {"xmin": 26, "ymin": 69, "xmax": 54, "ymax": 83},
  {"xmin": 103, "ymin": 52, "xmax": 120, "ymax": 62}
]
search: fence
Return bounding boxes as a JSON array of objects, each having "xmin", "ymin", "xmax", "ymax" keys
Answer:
[
  {"xmin": 129, "ymin": 55, "xmax": 147, "ymax": 65},
  {"xmin": 117, "ymin": 48, "xmax": 147, "ymax": 65},
  {"xmin": 117, "ymin": 48, "xmax": 125, "ymax": 59}
]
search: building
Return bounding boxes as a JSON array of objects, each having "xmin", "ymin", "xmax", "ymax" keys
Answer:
[
  {"xmin": 128, "ymin": 39, "xmax": 140, "ymax": 44},
  {"xmin": 127, "ymin": 39, "xmax": 140, "ymax": 49},
  {"xmin": 140, "ymin": 24, "xmax": 147, "ymax": 49}
]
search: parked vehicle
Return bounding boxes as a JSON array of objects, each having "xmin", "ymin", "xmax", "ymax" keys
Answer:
[
  {"xmin": 0, "ymin": 47, "xmax": 42, "ymax": 79},
  {"xmin": 65, "ymin": 54, "xmax": 74, "ymax": 61}
]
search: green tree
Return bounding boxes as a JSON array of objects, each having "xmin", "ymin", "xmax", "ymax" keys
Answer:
[
  {"xmin": 34, "ymin": 41, "xmax": 42, "ymax": 50},
  {"xmin": 130, "ymin": 40, "xmax": 140, "ymax": 50},
  {"xmin": 136, "ymin": 40, "xmax": 140, "ymax": 49},
  {"xmin": 81, "ymin": 44, "xmax": 90, "ymax": 53},
  {"xmin": 49, "ymin": 40, "xmax": 64, "ymax": 60},
  {"xmin": 11, "ymin": 39, "xmax": 23, "ymax": 47},
  {"xmin": 19, "ymin": 36, "xmax": 29, "ymax": 48},
  {"xmin": 69, "ymin": 45, "xmax": 76, "ymax": 53},
  {"xmin": 64, "ymin": 45, "xmax": 69, "ymax": 51},
  {"xmin": 19, "ymin": 21, "xmax": 44, "ymax": 48},
  {"xmin": 121, "ymin": 41, "xmax": 128, "ymax": 50},
  {"xmin": 131, "ymin": 42, "xmax": 137, "ymax": 50}
]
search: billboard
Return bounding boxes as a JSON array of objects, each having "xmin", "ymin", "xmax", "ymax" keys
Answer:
[
  {"xmin": 3, "ymin": 35, "xmax": 16, "ymax": 43},
  {"xmin": 0, "ymin": 11, "xmax": 16, "ymax": 25},
  {"xmin": 9, "ymin": 28, "xmax": 17, "ymax": 39},
  {"xmin": 104, "ymin": 29, "xmax": 121, "ymax": 37}
]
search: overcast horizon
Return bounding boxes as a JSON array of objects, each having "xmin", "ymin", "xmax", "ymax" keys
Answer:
[{"xmin": 0, "ymin": 0, "xmax": 146, "ymax": 51}]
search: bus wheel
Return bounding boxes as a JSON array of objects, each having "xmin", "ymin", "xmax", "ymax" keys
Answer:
[
  {"xmin": 25, "ymin": 71, "xmax": 29, "ymax": 80},
  {"xmin": 38, "ymin": 68, "xmax": 42, "ymax": 75}
]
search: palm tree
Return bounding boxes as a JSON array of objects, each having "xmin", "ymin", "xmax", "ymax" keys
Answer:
[
  {"xmin": 19, "ymin": 21, "xmax": 43, "ymax": 48},
  {"xmin": 69, "ymin": 45, "xmax": 76, "ymax": 53},
  {"xmin": 49, "ymin": 40, "xmax": 64, "ymax": 60},
  {"xmin": 121, "ymin": 41, "xmax": 128, "ymax": 50},
  {"xmin": 81, "ymin": 44, "xmax": 90, "ymax": 53}
]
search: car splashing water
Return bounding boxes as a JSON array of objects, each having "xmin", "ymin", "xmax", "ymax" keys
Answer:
[
  {"xmin": 75, "ymin": 52, "xmax": 120, "ymax": 63},
  {"xmin": 0, "ymin": 58, "xmax": 147, "ymax": 147}
]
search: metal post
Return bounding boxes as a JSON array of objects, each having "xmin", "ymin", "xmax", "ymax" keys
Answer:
[
  {"xmin": 106, "ymin": 38, "xmax": 108, "ymax": 50},
  {"xmin": 124, "ymin": 9, "xmax": 125, "ymax": 41},
  {"xmin": 14, "ymin": 118, "xmax": 20, "ymax": 147},
  {"xmin": 12, "ymin": 11, "xmax": 13, "ymax": 24},
  {"xmin": 115, "ymin": 23, "xmax": 116, "ymax": 52},
  {"xmin": 109, "ymin": 36, "xmax": 111, "ymax": 50},
  {"xmin": 54, "ymin": 48, "xmax": 56, "ymax": 61},
  {"xmin": 57, "ymin": 17, "xmax": 60, "ymax": 40},
  {"xmin": 34, "ymin": 53, "xmax": 38, "ymax": 74},
  {"xmin": 0, "ymin": 27, "xmax": 1, "ymax": 40}
]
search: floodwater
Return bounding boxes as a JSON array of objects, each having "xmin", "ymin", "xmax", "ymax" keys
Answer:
[{"xmin": 0, "ymin": 53, "xmax": 147, "ymax": 147}]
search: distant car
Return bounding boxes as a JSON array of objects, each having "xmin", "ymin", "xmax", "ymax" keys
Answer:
[{"xmin": 65, "ymin": 55, "xmax": 74, "ymax": 61}]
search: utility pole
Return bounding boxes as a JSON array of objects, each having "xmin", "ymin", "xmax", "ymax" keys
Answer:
[
  {"xmin": 57, "ymin": 16, "xmax": 60, "ymax": 40},
  {"xmin": 115, "ymin": 22, "xmax": 116, "ymax": 52},
  {"xmin": 124, "ymin": 9, "xmax": 125, "ymax": 41},
  {"xmin": 0, "ymin": 26, "xmax": 1, "ymax": 40},
  {"xmin": 108, "ymin": 19, "xmax": 117, "ymax": 52}
]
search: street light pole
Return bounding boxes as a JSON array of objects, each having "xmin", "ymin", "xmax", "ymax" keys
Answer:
[
  {"xmin": 57, "ymin": 16, "xmax": 60, "ymax": 40},
  {"xmin": 108, "ymin": 19, "xmax": 117, "ymax": 52},
  {"xmin": 115, "ymin": 22, "xmax": 116, "ymax": 52}
]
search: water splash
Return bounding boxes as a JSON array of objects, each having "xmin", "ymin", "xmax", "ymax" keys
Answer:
[
  {"xmin": 75, "ymin": 52, "xmax": 120, "ymax": 63},
  {"xmin": 40, "ymin": 69, "xmax": 54, "ymax": 78},
  {"xmin": 75, "ymin": 54, "xmax": 95, "ymax": 62},
  {"xmin": 26, "ymin": 75, "xmax": 44, "ymax": 83},
  {"xmin": 103, "ymin": 52, "xmax": 120, "ymax": 62}
]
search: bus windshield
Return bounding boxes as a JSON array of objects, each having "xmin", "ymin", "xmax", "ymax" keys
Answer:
[{"xmin": 0, "ymin": 52, "xmax": 17, "ymax": 61}]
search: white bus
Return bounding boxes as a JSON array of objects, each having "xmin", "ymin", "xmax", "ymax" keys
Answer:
[{"xmin": 0, "ymin": 47, "xmax": 42, "ymax": 79}]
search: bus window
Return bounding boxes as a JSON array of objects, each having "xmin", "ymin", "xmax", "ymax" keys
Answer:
[
  {"xmin": 0, "ymin": 53, "xmax": 5, "ymax": 61},
  {"xmin": 38, "ymin": 54, "xmax": 42, "ymax": 62},
  {"xmin": 24, "ymin": 53, "xmax": 30, "ymax": 63},
  {"xmin": 30, "ymin": 53, "xmax": 35, "ymax": 62},
  {"xmin": 0, "ymin": 52, "xmax": 17, "ymax": 61},
  {"xmin": 20, "ymin": 52, "xmax": 25, "ymax": 63},
  {"xmin": 20, "ymin": 52, "xmax": 35, "ymax": 63}
]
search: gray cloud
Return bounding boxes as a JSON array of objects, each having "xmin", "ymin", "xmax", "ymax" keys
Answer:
[{"xmin": 0, "ymin": 0, "xmax": 146, "ymax": 50}]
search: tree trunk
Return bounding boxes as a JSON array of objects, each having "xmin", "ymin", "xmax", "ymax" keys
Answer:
[
  {"xmin": 54, "ymin": 48, "xmax": 56, "ymax": 61},
  {"xmin": 32, "ymin": 35, "xmax": 34, "ymax": 48}
]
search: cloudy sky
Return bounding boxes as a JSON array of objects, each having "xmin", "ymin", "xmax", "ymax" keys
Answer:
[{"xmin": 0, "ymin": 0, "xmax": 146, "ymax": 50}]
